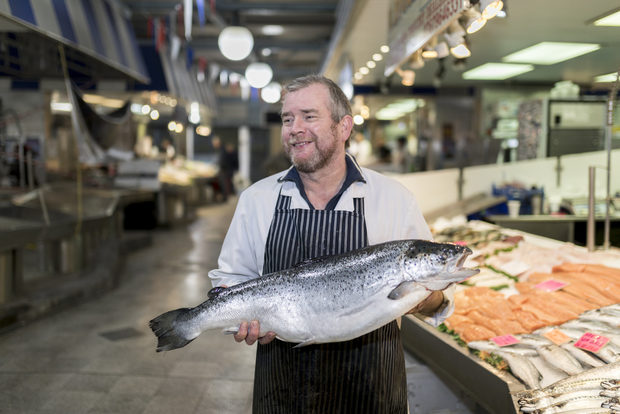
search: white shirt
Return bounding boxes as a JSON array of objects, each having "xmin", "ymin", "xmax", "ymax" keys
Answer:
[{"xmin": 208, "ymin": 164, "xmax": 454, "ymax": 326}]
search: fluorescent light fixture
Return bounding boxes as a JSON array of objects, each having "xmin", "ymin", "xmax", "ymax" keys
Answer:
[
  {"xmin": 262, "ymin": 25, "xmax": 283, "ymax": 35},
  {"xmin": 51, "ymin": 102, "xmax": 73, "ymax": 112},
  {"xmin": 503, "ymin": 42, "xmax": 601, "ymax": 65},
  {"xmin": 594, "ymin": 72, "xmax": 619, "ymax": 83},
  {"xmin": 463, "ymin": 63, "xmax": 534, "ymax": 80},
  {"xmin": 593, "ymin": 9, "xmax": 620, "ymax": 26},
  {"xmin": 375, "ymin": 99, "xmax": 418, "ymax": 121}
]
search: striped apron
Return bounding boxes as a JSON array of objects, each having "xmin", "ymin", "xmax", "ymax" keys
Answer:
[{"xmin": 252, "ymin": 192, "xmax": 408, "ymax": 414}]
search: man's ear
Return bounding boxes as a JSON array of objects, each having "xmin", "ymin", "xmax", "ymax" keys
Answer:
[{"xmin": 339, "ymin": 115, "xmax": 354, "ymax": 143}]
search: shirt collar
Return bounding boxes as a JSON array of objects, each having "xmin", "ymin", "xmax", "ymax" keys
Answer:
[{"xmin": 278, "ymin": 154, "xmax": 366, "ymax": 210}]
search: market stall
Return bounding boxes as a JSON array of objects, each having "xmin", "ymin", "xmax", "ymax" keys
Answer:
[{"xmin": 402, "ymin": 221, "xmax": 620, "ymax": 413}]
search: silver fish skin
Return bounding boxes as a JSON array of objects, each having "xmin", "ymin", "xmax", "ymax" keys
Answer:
[
  {"xmin": 515, "ymin": 361, "xmax": 620, "ymax": 402},
  {"xmin": 467, "ymin": 340, "xmax": 538, "ymax": 357},
  {"xmin": 529, "ymin": 356, "xmax": 568, "ymax": 389},
  {"xmin": 535, "ymin": 395, "xmax": 614, "ymax": 414},
  {"xmin": 497, "ymin": 351, "xmax": 540, "ymax": 390},
  {"xmin": 519, "ymin": 389, "xmax": 611, "ymax": 412},
  {"xmin": 561, "ymin": 343, "xmax": 606, "ymax": 368},
  {"xmin": 149, "ymin": 240, "xmax": 478, "ymax": 352},
  {"xmin": 536, "ymin": 344, "xmax": 584, "ymax": 376}
]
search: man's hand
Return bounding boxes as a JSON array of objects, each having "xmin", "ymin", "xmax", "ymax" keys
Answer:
[
  {"xmin": 218, "ymin": 285, "xmax": 277, "ymax": 346},
  {"xmin": 234, "ymin": 320, "xmax": 277, "ymax": 345},
  {"xmin": 407, "ymin": 290, "xmax": 444, "ymax": 316}
]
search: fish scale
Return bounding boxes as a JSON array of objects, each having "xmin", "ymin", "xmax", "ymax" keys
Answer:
[{"xmin": 149, "ymin": 239, "xmax": 478, "ymax": 352}]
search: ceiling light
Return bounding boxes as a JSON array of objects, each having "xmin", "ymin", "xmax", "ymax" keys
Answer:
[
  {"xmin": 450, "ymin": 43, "xmax": 471, "ymax": 59},
  {"xmin": 168, "ymin": 121, "xmax": 177, "ymax": 131},
  {"xmin": 372, "ymin": 53, "xmax": 383, "ymax": 61},
  {"xmin": 480, "ymin": 0, "xmax": 503, "ymax": 20},
  {"xmin": 422, "ymin": 49, "xmax": 438, "ymax": 59},
  {"xmin": 367, "ymin": 61, "xmax": 376, "ymax": 69},
  {"xmin": 260, "ymin": 82, "xmax": 282, "ymax": 103},
  {"xmin": 397, "ymin": 69, "xmax": 415, "ymax": 86},
  {"xmin": 380, "ymin": 45, "xmax": 390, "ymax": 53},
  {"xmin": 462, "ymin": 63, "xmax": 534, "ymax": 79},
  {"xmin": 360, "ymin": 67, "xmax": 369, "ymax": 75},
  {"xmin": 435, "ymin": 42, "xmax": 450, "ymax": 58},
  {"xmin": 444, "ymin": 21, "xmax": 466, "ymax": 48},
  {"xmin": 354, "ymin": 72, "xmax": 363, "ymax": 80},
  {"xmin": 262, "ymin": 25, "xmax": 283, "ymax": 36},
  {"xmin": 218, "ymin": 26, "xmax": 254, "ymax": 61},
  {"xmin": 463, "ymin": 9, "xmax": 487, "ymax": 34},
  {"xmin": 593, "ymin": 9, "xmax": 620, "ymax": 26},
  {"xmin": 196, "ymin": 125, "xmax": 212, "ymax": 136},
  {"xmin": 150, "ymin": 110, "xmax": 160, "ymax": 120},
  {"xmin": 261, "ymin": 48, "xmax": 272, "ymax": 57},
  {"xmin": 245, "ymin": 62, "xmax": 273, "ymax": 88},
  {"xmin": 353, "ymin": 115, "xmax": 364, "ymax": 125},
  {"xmin": 594, "ymin": 72, "xmax": 620, "ymax": 83},
  {"xmin": 409, "ymin": 54, "xmax": 424, "ymax": 69},
  {"xmin": 503, "ymin": 42, "xmax": 601, "ymax": 65}
]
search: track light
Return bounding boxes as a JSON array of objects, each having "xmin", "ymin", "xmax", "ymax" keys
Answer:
[
  {"xmin": 444, "ymin": 21, "xmax": 466, "ymax": 48},
  {"xmin": 451, "ymin": 43, "xmax": 471, "ymax": 59},
  {"xmin": 463, "ymin": 8, "xmax": 487, "ymax": 34},
  {"xmin": 480, "ymin": 0, "xmax": 503, "ymax": 20}
]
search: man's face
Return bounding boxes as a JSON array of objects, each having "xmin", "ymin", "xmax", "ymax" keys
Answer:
[{"xmin": 280, "ymin": 84, "xmax": 347, "ymax": 173}]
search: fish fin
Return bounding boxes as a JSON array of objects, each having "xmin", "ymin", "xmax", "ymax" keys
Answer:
[
  {"xmin": 388, "ymin": 281, "xmax": 423, "ymax": 300},
  {"xmin": 293, "ymin": 339, "xmax": 317, "ymax": 348},
  {"xmin": 149, "ymin": 308, "xmax": 196, "ymax": 352}
]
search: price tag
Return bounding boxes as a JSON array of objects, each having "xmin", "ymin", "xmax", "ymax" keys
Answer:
[
  {"xmin": 574, "ymin": 332, "xmax": 610, "ymax": 353},
  {"xmin": 491, "ymin": 334, "xmax": 520, "ymax": 347},
  {"xmin": 543, "ymin": 329, "xmax": 572, "ymax": 345},
  {"xmin": 534, "ymin": 279, "xmax": 568, "ymax": 292},
  {"xmin": 453, "ymin": 241, "xmax": 468, "ymax": 246}
]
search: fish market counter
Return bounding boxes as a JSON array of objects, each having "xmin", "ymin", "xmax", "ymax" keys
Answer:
[
  {"xmin": 402, "ymin": 314, "xmax": 523, "ymax": 414},
  {"xmin": 403, "ymin": 221, "xmax": 620, "ymax": 414}
]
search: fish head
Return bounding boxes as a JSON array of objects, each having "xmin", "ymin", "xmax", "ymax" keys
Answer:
[{"xmin": 400, "ymin": 240, "xmax": 479, "ymax": 290}]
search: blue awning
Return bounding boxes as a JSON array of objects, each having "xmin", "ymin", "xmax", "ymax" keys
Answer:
[{"xmin": 0, "ymin": 0, "xmax": 149, "ymax": 84}]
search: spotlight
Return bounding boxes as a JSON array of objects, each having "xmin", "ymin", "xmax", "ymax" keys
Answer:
[
  {"xmin": 463, "ymin": 9, "xmax": 487, "ymax": 34},
  {"xmin": 480, "ymin": 0, "xmax": 503, "ymax": 20}
]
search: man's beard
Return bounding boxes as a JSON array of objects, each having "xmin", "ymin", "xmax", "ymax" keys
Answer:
[{"xmin": 286, "ymin": 135, "xmax": 339, "ymax": 173}]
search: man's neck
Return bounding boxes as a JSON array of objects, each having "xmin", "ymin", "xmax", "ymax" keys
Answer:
[{"xmin": 298, "ymin": 158, "xmax": 347, "ymax": 210}]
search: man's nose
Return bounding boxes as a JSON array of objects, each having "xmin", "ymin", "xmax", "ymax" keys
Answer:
[{"xmin": 290, "ymin": 117, "xmax": 306, "ymax": 133}]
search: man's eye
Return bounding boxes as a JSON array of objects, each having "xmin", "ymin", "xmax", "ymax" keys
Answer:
[
  {"xmin": 305, "ymin": 115, "xmax": 315, "ymax": 120},
  {"xmin": 282, "ymin": 118, "xmax": 292, "ymax": 124}
]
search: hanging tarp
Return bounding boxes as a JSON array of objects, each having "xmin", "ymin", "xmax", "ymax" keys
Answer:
[
  {"xmin": 67, "ymin": 79, "xmax": 135, "ymax": 165},
  {"xmin": 0, "ymin": 0, "xmax": 149, "ymax": 84}
]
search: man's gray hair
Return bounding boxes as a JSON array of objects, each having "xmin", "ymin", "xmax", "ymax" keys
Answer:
[{"xmin": 282, "ymin": 74, "xmax": 352, "ymax": 124}]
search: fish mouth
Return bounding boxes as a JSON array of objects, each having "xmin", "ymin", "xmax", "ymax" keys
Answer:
[{"xmin": 448, "ymin": 250, "xmax": 479, "ymax": 279}]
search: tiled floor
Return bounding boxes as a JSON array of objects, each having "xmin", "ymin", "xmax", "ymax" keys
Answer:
[{"xmin": 0, "ymin": 199, "xmax": 483, "ymax": 414}]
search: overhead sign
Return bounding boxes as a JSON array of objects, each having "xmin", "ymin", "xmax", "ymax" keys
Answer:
[{"xmin": 385, "ymin": 0, "xmax": 468, "ymax": 76}]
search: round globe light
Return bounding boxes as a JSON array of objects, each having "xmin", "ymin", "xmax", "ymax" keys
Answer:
[
  {"xmin": 245, "ymin": 62, "xmax": 273, "ymax": 89},
  {"xmin": 218, "ymin": 26, "xmax": 254, "ymax": 61},
  {"xmin": 261, "ymin": 82, "xmax": 282, "ymax": 103}
]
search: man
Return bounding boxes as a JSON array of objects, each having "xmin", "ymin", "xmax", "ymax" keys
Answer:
[{"xmin": 208, "ymin": 75, "xmax": 453, "ymax": 413}]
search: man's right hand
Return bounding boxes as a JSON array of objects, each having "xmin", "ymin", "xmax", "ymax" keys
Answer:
[{"xmin": 234, "ymin": 320, "xmax": 276, "ymax": 345}]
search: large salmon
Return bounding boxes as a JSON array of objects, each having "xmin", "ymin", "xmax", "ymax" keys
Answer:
[{"xmin": 149, "ymin": 239, "xmax": 478, "ymax": 352}]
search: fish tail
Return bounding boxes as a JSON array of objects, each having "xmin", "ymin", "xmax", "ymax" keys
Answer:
[{"xmin": 149, "ymin": 308, "xmax": 196, "ymax": 352}]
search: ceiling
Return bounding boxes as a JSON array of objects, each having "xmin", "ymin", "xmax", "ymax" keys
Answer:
[
  {"xmin": 121, "ymin": 0, "xmax": 340, "ymax": 84},
  {"xmin": 121, "ymin": 0, "xmax": 620, "ymax": 93},
  {"xmin": 338, "ymin": 0, "xmax": 620, "ymax": 91}
]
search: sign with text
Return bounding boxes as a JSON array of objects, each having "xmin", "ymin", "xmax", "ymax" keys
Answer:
[{"xmin": 385, "ymin": 0, "xmax": 467, "ymax": 76}]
